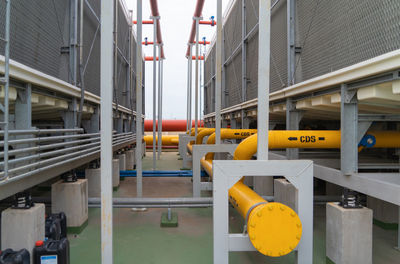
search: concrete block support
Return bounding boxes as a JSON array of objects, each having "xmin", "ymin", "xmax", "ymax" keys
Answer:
[
  {"xmin": 125, "ymin": 149, "xmax": 135, "ymax": 170},
  {"xmin": 1, "ymin": 203, "xmax": 45, "ymax": 262},
  {"xmin": 326, "ymin": 202, "xmax": 372, "ymax": 264},
  {"xmin": 85, "ymin": 168, "xmax": 101, "ymax": 197},
  {"xmin": 51, "ymin": 179, "xmax": 88, "ymax": 232},
  {"xmin": 116, "ymin": 153, "xmax": 126, "ymax": 171},
  {"xmin": 367, "ymin": 196, "xmax": 399, "ymax": 229},
  {"xmin": 274, "ymin": 178, "xmax": 297, "ymax": 210},
  {"xmin": 112, "ymin": 159, "xmax": 120, "ymax": 188}
]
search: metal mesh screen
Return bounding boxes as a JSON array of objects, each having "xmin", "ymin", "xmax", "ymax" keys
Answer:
[
  {"xmin": 296, "ymin": 0, "xmax": 400, "ymax": 82},
  {"xmin": 204, "ymin": 0, "xmax": 400, "ymax": 112},
  {"xmin": 0, "ymin": 0, "xmax": 139, "ymax": 111},
  {"xmin": 0, "ymin": 0, "xmax": 70, "ymax": 82}
]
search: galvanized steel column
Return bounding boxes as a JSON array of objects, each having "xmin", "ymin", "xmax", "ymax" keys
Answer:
[
  {"xmin": 194, "ymin": 17, "xmax": 200, "ymax": 139},
  {"xmin": 136, "ymin": 0, "xmax": 143, "ymax": 197},
  {"xmin": 257, "ymin": 0, "xmax": 271, "ymax": 160},
  {"xmin": 188, "ymin": 44, "xmax": 193, "ymax": 131},
  {"xmin": 152, "ymin": 16, "xmax": 158, "ymax": 169},
  {"xmin": 157, "ymin": 45, "xmax": 162, "ymax": 159},
  {"xmin": 215, "ymin": 0, "xmax": 222, "ymax": 144},
  {"xmin": 100, "ymin": 0, "xmax": 114, "ymax": 261}
]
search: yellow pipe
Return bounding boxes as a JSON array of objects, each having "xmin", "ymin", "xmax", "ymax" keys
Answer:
[
  {"xmin": 204, "ymin": 129, "xmax": 257, "ymax": 160},
  {"xmin": 202, "ymin": 130, "xmax": 400, "ymax": 257},
  {"xmin": 143, "ymin": 135, "xmax": 179, "ymax": 146},
  {"xmin": 195, "ymin": 128, "xmax": 215, "ymax": 144}
]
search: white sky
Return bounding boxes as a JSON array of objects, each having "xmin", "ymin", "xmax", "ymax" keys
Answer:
[{"xmin": 126, "ymin": 0, "xmax": 230, "ymax": 120}]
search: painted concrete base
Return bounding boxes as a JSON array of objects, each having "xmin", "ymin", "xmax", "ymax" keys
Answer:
[
  {"xmin": 326, "ymin": 202, "xmax": 372, "ymax": 264},
  {"xmin": 274, "ymin": 178, "xmax": 297, "ymax": 211},
  {"xmin": 367, "ymin": 196, "xmax": 399, "ymax": 230},
  {"xmin": 113, "ymin": 158, "xmax": 120, "ymax": 188},
  {"xmin": 125, "ymin": 150, "xmax": 135, "ymax": 170},
  {"xmin": 116, "ymin": 154, "xmax": 126, "ymax": 171},
  {"xmin": 253, "ymin": 177, "xmax": 274, "ymax": 196},
  {"xmin": 52, "ymin": 179, "xmax": 88, "ymax": 229},
  {"xmin": 1, "ymin": 203, "xmax": 45, "ymax": 263},
  {"xmin": 85, "ymin": 168, "xmax": 101, "ymax": 198}
]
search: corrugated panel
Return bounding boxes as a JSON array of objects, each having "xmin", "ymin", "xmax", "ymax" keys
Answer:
[
  {"xmin": 0, "ymin": 0, "xmax": 70, "ymax": 82},
  {"xmin": 0, "ymin": 0, "xmax": 139, "ymax": 111},
  {"xmin": 296, "ymin": 0, "xmax": 400, "ymax": 83}
]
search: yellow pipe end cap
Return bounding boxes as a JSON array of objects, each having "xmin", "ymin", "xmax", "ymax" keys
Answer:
[{"xmin": 247, "ymin": 202, "xmax": 302, "ymax": 257}]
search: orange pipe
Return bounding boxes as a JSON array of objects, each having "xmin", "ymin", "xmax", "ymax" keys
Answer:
[
  {"xmin": 195, "ymin": 41, "xmax": 211, "ymax": 45},
  {"xmin": 142, "ymin": 41, "xmax": 154, "ymax": 45},
  {"xmin": 191, "ymin": 56, "xmax": 204, "ymax": 60},
  {"xmin": 145, "ymin": 56, "xmax": 160, "ymax": 61},
  {"xmin": 133, "ymin": 20, "xmax": 154, "ymax": 24},
  {"xmin": 199, "ymin": 20, "xmax": 217, "ymax": 26},
  {"xmin": 145, "ymin": 120, "xmax": 203, "ymax": 132}
]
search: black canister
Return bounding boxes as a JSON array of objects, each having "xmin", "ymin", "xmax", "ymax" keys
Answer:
[
  {"xmin": 45, "ymin": 212, "xmax": 67, "ymax": 240},
  {"xmin": 33, "ymin": 239, "xmax": 69, "ymax": 264},
  {"xmin": 0, "ymin": 248, "xmax": 30, "ymax": 264}
]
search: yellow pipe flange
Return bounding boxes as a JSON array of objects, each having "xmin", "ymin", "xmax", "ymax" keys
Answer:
[{"xmin": 247, "ymin": 202, "xmax": 302, "ymax": 257}]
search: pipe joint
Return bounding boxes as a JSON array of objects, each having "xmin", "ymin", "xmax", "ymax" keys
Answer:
[{"xmin": 150, "ymin": 16, "xmax": 160, "ymax": 20}]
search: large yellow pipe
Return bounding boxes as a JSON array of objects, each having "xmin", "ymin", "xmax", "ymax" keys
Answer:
[
  {"xmin": 143, "ymin": 135, "xmax": 179, "ymax": 146},
  {"xmin": 195, "ymin": 128, "xmax": 215, "ymax": 144},
  {"xmin": 203, "ymin": 130, "xmax": 400, "ymax": 257}
]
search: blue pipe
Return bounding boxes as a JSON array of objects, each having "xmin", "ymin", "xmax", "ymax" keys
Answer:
[{"xmin": 120, "ymin": 170, "xmax": 207, "ymax": 177}]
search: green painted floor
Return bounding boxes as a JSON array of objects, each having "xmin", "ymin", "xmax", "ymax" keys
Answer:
[{"xmin": 69, "ymin": 152, "xmax": 400, "ymax": 263}]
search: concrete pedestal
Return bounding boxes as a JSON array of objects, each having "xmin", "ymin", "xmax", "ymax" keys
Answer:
[
  {"xmin": 253, "ymin": 177, "xmax": 273, "ymax": 196},
  {"xmin": 85, "ymin": 168, "xmax": 101, "ymax": 198},
  {"xmin": 326, "ymin": 202, "xmax": 372, "ymax": 264},
  {"xmin": 113, "ymin": 158, "xmax": 120, "ymax": 189},
  {"xmin": 116, "ymin": 153, "xmax": 126, "ymax": 171},
  {"xmin": 367, "ymin": 196, "xmax": 399, "ymax": 229},
  {"xmin": 274, "ymin": 178, "xmax": 297, "ymax": 211},
  {"xmin": 1, "ymin": 203, "xmax": 45, "ymax": 262},
  {"xmin": 125, "ymin": 149, "xmax": 135, "ymax": 170},
  {"xmin": 51, "ymin": 179, "xmax": 88, "ymax": 233}
]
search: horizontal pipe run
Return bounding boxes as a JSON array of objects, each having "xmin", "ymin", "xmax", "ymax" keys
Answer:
[
  {"xmin": 0, "ymin": 132, "xmax": 100, "ymax": 146},
  {"xmin": 195, "ymin": 41, "xmax": 211, "ymax": 45},
  {"xmin": 0, "ymin": 128, "xmax": 84, "ymax": 135},
  {"xmin": 199, "ymin": 20, "xmax": 217, "ymax": 26},
  {"xmin": 133, "ymin": 20, "xmax": 154, "ymax": 24},
  {"xmin": 0, "ymin": 137, "xmax": 136, "ymax": 185},
  {"xmin": 0, "ymin": 135, "xmax": 135, "ymax": 177},
  {"xmin": 145, "ymin": 56, "xmax": 160, "ymax": 61},
  {"xmin": 120, "ymin": 170, "xmax": 207, "ymax": 177}
]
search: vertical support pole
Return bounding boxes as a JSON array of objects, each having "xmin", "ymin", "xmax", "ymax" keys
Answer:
[
  {"xmin": 2, "ymin": 0, "xmax": 11, "ymax": 180},
  {"xmin": 160, "ymin": 59, "xmax": 163, "ymax": 146},
  {"xmin": 135, "ymin": 0, "xmax": 143, "ymax": 197},
  {"xmin": 241, "ymin": 0, "xmax": 247, "ymax": 103},
  {"xmin": 194, "ymin": 17, "xmax": 200, "ymax": 139},
  {"xmin": 100, "ymin": 0, "xmax": 113, "ymax": 261},
  {"xmin": 113, "ymin": 0, "xmax": 119, "ymax": 114},
  {"xmin": 286, "ymin": 98, "xmax": 302, "ymax": 160},
  {"xmin": 152, "ymin": 16, "xmax": 158, "ymax": 170},
  {"xmin": 70, "ymin": 0, "xmax": 78, "ymax": 85},
  {"xmin": 157, "ymin": 45, "xmax": 162, "ymax": 159},
  {"xmin": 189, "ymin": 44, "xmax": 193, "ymax": 132},
  {"xmin": 186, "ymin": 57, "xmax": 191, "ymax": 131},
  {"xmin": 287, "ymin": 0, "xmax": 296, "ymax": 86},
  {"xmin": 340, "ymin": 84, "xmax": 358, "ymax": 175},
  {"xmin": 257, "ymin": 0, "xmax": 271, "ymax": 161},
  {"xmin": 215, "ymin": 0, "xmax": 222, "ymax": 145}
]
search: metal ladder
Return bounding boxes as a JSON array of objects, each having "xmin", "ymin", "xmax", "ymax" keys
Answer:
[{"xmin": 0, "ymin": 0, "xmax": 11, "ymax": 180}]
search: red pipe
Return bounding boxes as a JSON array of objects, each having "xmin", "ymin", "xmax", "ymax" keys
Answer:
[
  {"xmin": 191, "ymin": 56, "xmax": 204, "ymax": 60},
  {"xmin": 142, "ymin": 41, "xmax": 155, "ymax": 45},
  {"xmin": 133, "ymin": 20, "xmax": 154, "ymax": 24},
  {"xmin": 149, "ymin": 0, "xmax": 165, "ymax": 59},
  {"xmin": 144, "ymin": 120, "xmax": 204, "ymax": 132},
  {"xmin": 185, "ymin": 0, "xmax": 206, "ymax": 57},
  {"xmin": 195, "ymin": 41, "xmax": 211, "ymax": 45},
  {"xmin": 199, "ymin": 20, "xmax": 217, "ymax": 26},
  {"xmin": 145, "ymin": 56, "xmax": 160, "ymax": 61}
]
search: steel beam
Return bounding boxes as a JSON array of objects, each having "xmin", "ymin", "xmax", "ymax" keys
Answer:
[
  {"xmin": 100, "ymin": 0, "xmax": 114, "ymax": 261},
  {"xmin": 151, "ymin": 16, "xmax": 159, "ymax": 170},
  {"xmin": 136, "ymin": 0, "xmax": 143, "ymax": 197},
  {"xmin": 194, "ymin": 17, "xmax": 201, "ymax": 139},
  {"xmin": 215, "ymin": 0, "xmax": 222, "ymax": 144},
  {"xmin": 340, "ymin": 84, "xmax": 358, "ymax": 175}
]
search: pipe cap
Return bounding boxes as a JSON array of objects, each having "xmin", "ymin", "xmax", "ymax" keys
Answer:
[{"xmin": 247, "ymin": 202, "xmax": 302, "ymax": 257}]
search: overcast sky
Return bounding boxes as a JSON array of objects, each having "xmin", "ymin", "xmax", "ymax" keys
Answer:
[{"xmin": 126, "ymin": 0, "xmax": 230, "ymax": 120}]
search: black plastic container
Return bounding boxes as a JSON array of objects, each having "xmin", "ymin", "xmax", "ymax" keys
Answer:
[
  {"xmin": 33, "ymin": 239, "xmax": 69, "ymax": 264},
  {"xmin": 0, "ymin": 248, "xmax": 30, "ymax": 264},
  {"xmin": 45, "ymin": 212, "xmax": 67, "ymax": 240}
]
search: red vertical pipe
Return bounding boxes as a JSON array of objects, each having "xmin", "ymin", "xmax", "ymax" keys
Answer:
[{"xmin": 185, "ymin": 0, "xmax": 206, "ymax": 57}]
